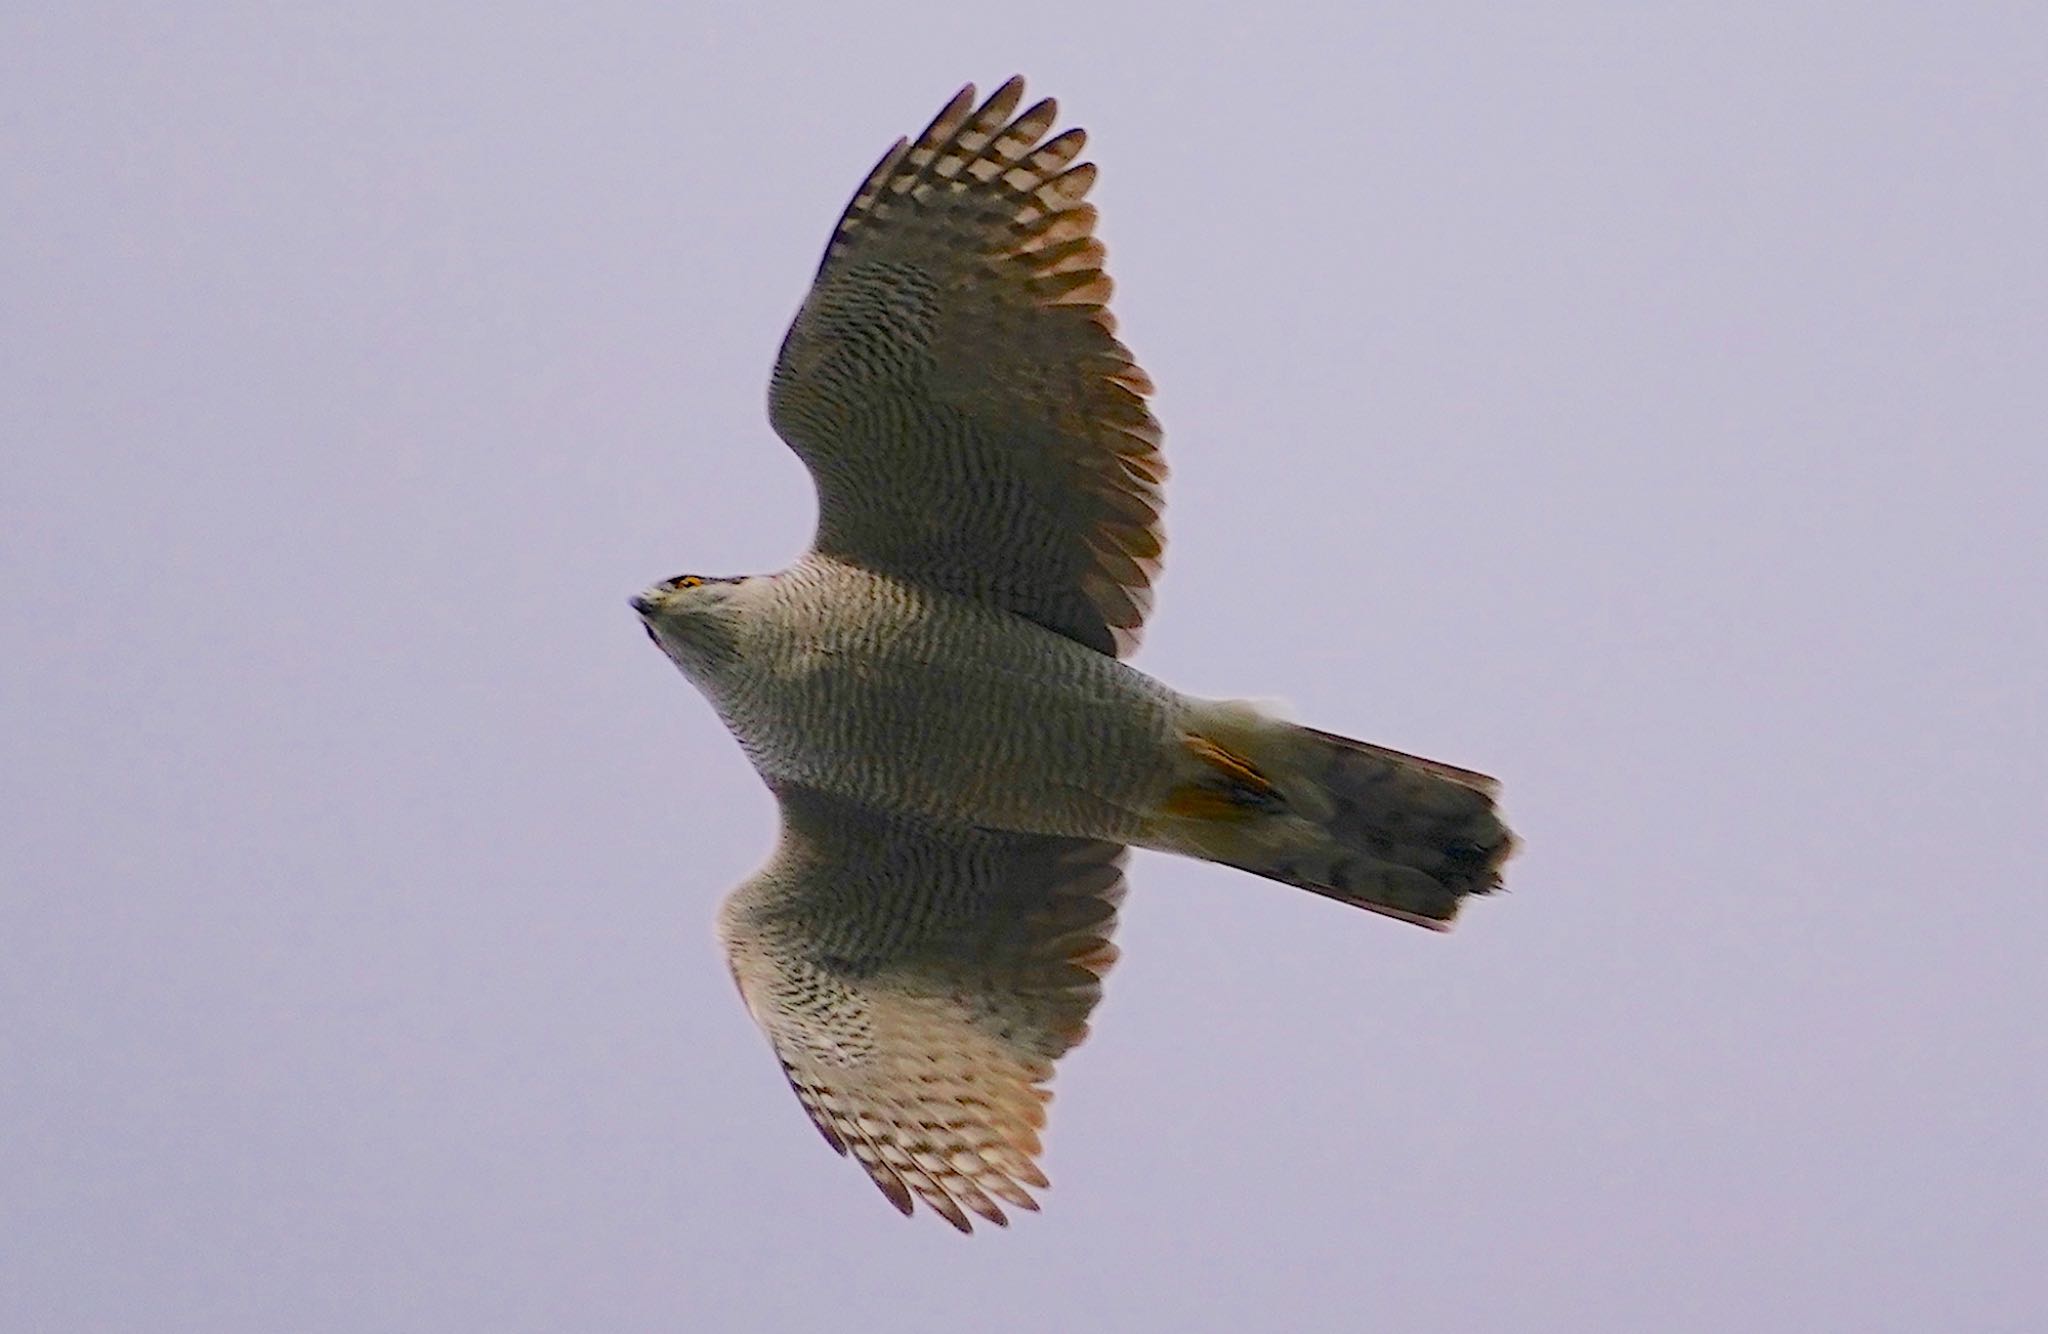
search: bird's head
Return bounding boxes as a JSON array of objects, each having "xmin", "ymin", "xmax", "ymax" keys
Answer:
[{"xmin": 631, "ymin": 573, "xmax": 753, "ymax": 675}]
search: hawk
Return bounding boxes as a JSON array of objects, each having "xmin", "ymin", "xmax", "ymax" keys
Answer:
[{"xmin": 634, "ymin": 78, "xmax": 1515, "ymax": 1232}]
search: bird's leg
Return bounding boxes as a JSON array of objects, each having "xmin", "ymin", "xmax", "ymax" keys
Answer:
[{"xmin": 1160, "ymin": 733, "xmax": 1287, "ymax": 820}]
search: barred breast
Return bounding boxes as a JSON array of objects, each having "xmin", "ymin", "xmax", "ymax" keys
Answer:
[{"xmin": 714, "ymin": 555, "xmax": 1183, "ymax": 841}]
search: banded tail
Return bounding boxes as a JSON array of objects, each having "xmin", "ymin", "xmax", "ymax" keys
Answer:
[{"xmin": 1151, "ymin": 703, "xmax": 1516, "ymax": 929}]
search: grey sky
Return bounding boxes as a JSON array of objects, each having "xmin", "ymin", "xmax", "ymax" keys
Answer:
[{"xmin": 6, "ymin": 4, "xmax": 2044, "ymax": 1331}]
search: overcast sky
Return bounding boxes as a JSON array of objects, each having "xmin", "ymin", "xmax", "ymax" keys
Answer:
[{"xmin": 6, "ymin": 4, "xmax": 2045, "ymax": 1331}]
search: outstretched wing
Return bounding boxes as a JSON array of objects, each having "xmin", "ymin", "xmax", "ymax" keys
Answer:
[
  {"xmin": 718, "ymin": 786, "xmax": 1125, "ymax": 1231},
  {"xmin": 768, "ymin": 77, "xmax": 1165, "ymax": 658}
]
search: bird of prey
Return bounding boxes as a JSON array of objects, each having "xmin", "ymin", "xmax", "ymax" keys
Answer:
[{"xmin": 633, "ymin": 77, "xmax": 1515, "ymax": 1232}]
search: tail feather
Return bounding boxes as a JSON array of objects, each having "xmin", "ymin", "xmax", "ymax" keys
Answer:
[
  {"xmin": 1281, "ymin": 727, "xmax": 1515, "ymax": 928},
  {"xmin": 1152, "ymin": 706, "xmax": 1516, "ymax": 929}
]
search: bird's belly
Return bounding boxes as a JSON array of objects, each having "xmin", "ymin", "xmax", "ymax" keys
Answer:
[{"xmin": 726, "ymin": 612, "xmax": 1181, "ymax": 841}]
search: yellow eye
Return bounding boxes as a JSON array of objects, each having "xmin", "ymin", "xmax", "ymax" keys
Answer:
[{"xmin": 670, "ymin": 575, "xmax": 704, "ymax": 589}]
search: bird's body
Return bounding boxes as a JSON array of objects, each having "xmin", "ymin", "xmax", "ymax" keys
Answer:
[
  {"xmin": 665, "ymin": 555, "xmax": 1180, "ymax": 840},
  {"xmin": 634, "ymin": 78, "xmax": 1516, "ymax": 1231}
]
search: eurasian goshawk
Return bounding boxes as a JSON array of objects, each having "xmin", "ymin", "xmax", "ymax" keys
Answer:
[{"xmin": 633, "ymin": 78, "xmax": 1515, "ymax": 1232}]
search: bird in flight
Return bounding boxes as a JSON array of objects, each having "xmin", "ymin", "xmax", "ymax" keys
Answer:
[{"xmin": 633, "ymin": 77, "xmax": 1515, "ymax": 1232}]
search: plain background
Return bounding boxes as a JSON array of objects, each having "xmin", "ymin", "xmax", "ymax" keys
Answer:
[{"xmin": 6, "ymin": 4, "xmax": 2044, "ymax": 1331}]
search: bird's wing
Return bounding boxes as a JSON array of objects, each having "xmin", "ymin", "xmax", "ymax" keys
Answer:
[
  {"xmin": 768, "ymin": 77, "xmax": 1165, "ymax": 658},
  {"xmin": 718, "ymin": 785, "xmax": 1125, "ymax": 1231}
]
